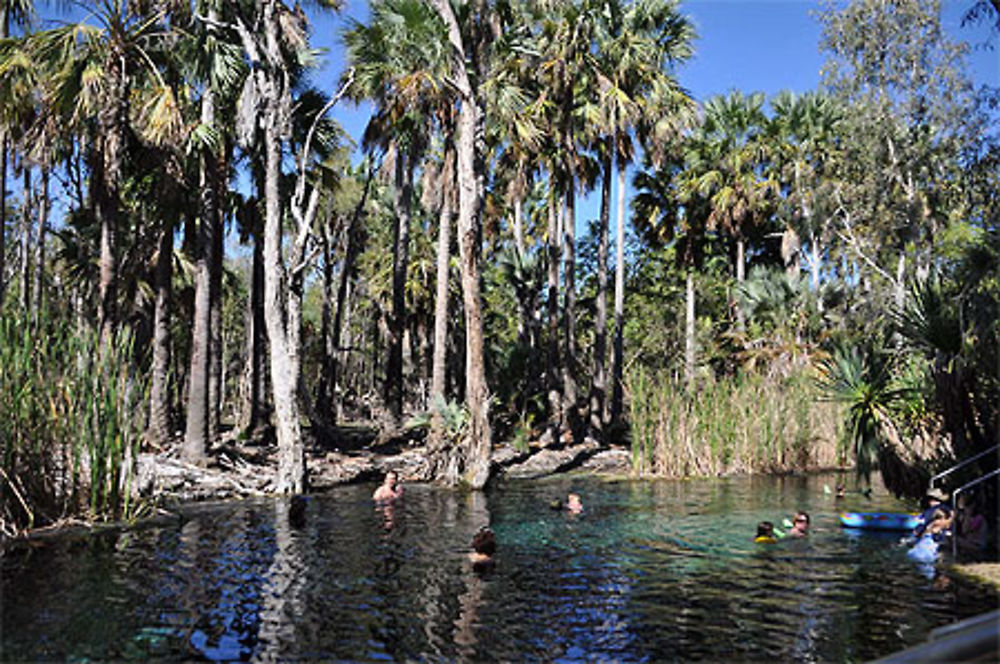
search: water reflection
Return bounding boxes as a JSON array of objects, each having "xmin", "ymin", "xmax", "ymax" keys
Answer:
[
  {"xmin": 2, "ymin": 474, "xmax": 997, "ymax": 662},
  {"xmin": 253, "ymin": 497, "xmax": 307, "ymax": 662},
  {"xmin": 454, "ymin": 490, "xmax": 491, "ymax": 659}
]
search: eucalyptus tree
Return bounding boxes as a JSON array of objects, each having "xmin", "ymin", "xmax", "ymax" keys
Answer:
[
  {"xmin": 343, "ymin": 0, "xmax": 451, "ymax": 427},
  {"xmin": 818, "ymin": 0, "xmax": 982, "ymax": 315},
  {"xmin": 230, "ymin": 0, "xmax": 345, "ymax": 493}
]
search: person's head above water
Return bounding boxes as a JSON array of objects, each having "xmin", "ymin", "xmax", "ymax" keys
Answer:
[
  {"xmin": 789, "ymin": 511, "xmax": 810, "ymax": 536},
  {"xmin": 471, "ymin": 527, "xmax": 496, "ymax": 556},
  {"xmin": 567, "ymin": 493, "xmax": 583, "ymax": 513},
  {"xmin": 756, "ymin": 521, "xmax": 775, "ymax": 538}
]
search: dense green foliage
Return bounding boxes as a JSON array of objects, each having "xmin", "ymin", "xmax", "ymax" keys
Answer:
[{"xmin": 0, "ymin": 310, "xmax": 146, "ymax": 535}]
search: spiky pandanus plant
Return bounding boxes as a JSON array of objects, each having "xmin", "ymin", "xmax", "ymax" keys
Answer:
[{"xmin": 817, "ymin": 340, "xmax": 926, "ymax": 496}]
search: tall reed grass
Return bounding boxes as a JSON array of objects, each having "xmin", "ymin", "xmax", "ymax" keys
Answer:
[
  {"xmin": 1, "ymin": 310, "xmax": 147, "ymax": 535},
  {"xmin": 628, "ymin": 367, "xmax": 846, "ymax": 477}
]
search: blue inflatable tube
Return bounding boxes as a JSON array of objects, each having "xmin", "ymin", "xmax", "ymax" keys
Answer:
[{"xmin": 839, "ymin": 511, "xmax": 920, "ymax": 530}]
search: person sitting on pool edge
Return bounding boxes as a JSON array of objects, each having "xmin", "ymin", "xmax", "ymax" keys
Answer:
[
  {"xmin": 788, "ymin": 511, "xmax": 810, "ymax": 537},
  {"xmin": 373, "ymin": 470, "xmax": 404, "ymax": 502},
  {"xmin": 469, "ymin": 526, "xmax": 496, "ymax": 572},
  {"xmin": 754, "ymin": 521, "xmax": 778, "ymax": 543},
  {"xmin": 913, "ymin": 488, "xmax": 952, "ymax": 538}
]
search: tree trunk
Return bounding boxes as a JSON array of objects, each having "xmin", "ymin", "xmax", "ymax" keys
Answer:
[
  {"xmin": 685, "ymin": 266, "xmax": 696, "ymax": 390},
  {"xmin": 512, "ymin": 195, "xmax": 528, "ymax": 345},
  {"xmin": 513, "ymin": 193, "xmax": 525, "ymax": 260},
  {"xmin": 239, "ymin": 220, "xmax": 268, "ymax": 434},
  {"xmin": 148, "ymin": 214, "xmax": 174, "ymax": 447},
  {"xmin": 0, "ymin": 131, "xmax": 6, "ymax": 308},
  {"xmin": 209, "ymin": 150, "xmax": 225, "ymax": 441},
  {"xmin": 386, "ymin": 151, "xmax": 413, "ymax": 426},
  {"xmin": 316, "ymin": 219, "xmax": 335, "ymax": 418},
  {"xmin": 546, "ymin": 189, "xmax": 563, "ymax": 429},
  {"xmin": 428, "ymin": 139, "xmax": 454, "ymax": 457},
  {"xmin": 97, "ymin": 59, "xmax": 127, "ymax": 346},
  {"xmin": 20, "ymin": 167, "xmax": 31, "ymax": 313},
  {"xmin": 329, "ymin": 165, "xmax": 373, "ymax": 423},
  {"xmin": 184, "ymin": 86, "xmax": 218, "ymax": 464},
  {"xmin": 561, "ymin": 185, "xmax": 578, "ymax": 433},
  {"xmin": 262, "ymin": 0, "xmax": 304, "ymax": 494},
  {"xmin": 735, "ymin": 235, "xmax": 746, "ymax": 331},
  {"xmin": 781, "ymin": 226, "xmax": 801, "ymax": 279},
  {"xmin": 31, "ymin": 164, "xmax": 49, "ymax": 323},
  {"xmin": 808, "ymin": 227, "xmax": 823, "ymax": 312},
  {"xmin": 610, "ymin": 156, "xmax": 627, "ymax": 423},
  {"xmin": 430, "ymin": 0, "xmax": 492, "ymax": 488},
  {"xmin": 430, "ymin": 141, "xmax": 454, "ymax": 409},
  {"xmin": 894, "ymin": 249, "xmax": 906, "ymax": 312},
  {"xmin": 590, "ymin": 145, "xmax": 611, "ymax": 434}
]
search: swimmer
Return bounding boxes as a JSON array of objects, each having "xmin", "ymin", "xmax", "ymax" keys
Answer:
[
  {"xmin": 469, "ymin": 527, "xmax": 496, "ymax": 572},
  {"xmin": 373, "ymin": 470, "xmax": 403, "ymax": 502},
  {"xmin": 787, "ymin": 511, "xmax": 810, "ymax": 537},
  {"xmin": 754, "ymin": 521, "xmax": 778, "ymax": 543},
  {"xmin": 567, "ymin": 493, "xmax": 583, "ymax": 514}
]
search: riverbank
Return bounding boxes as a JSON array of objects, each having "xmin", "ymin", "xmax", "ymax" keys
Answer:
[{"xmin": 128, "ymin": 424, "xmax": 632, "ymax": 505}]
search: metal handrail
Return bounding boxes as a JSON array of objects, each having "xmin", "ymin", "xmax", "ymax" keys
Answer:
[
  {"xmin": 951, "ymin": 467, "xmax": 1000, "ymax": 558},
  {"xmin": 929, "ymin": 444, "xmax": 999, "ymax": 488}
]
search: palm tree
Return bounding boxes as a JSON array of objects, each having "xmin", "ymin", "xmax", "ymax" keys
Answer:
[
  {"xmin": 534, "ymin": 0, "xmax": 603, "ymax": 436},
  {"xmin": 632, "ymin": 150, "xmax": 706, "ymax": 388},
  {"xmin": 344, "ymin": 0, "xmax": 450, "ymax": 427},
  {"xmin": 768, "ymin": 90, "xmax": 842, "ymax": 294},
  {"xmin": 28, "ymin": 1, "xmax": 182, "ymax": 345},
  {"xmin": 679, "ymin": 91, "xmax": 776, "ymax": 330},
  {"xmin": 428, "ymin": 133, "xmax": 454, "ymax": 419},
  {"xmin": 590, "ymin": 0, "xmax": 695, "ymax": 425},
  {"xmin": 0, "ymin": 0, "xmax": 34, "ymax": 309},
  {"xmin": 183, "ymin": 1, "xmax": 245, "ymax": 461}
]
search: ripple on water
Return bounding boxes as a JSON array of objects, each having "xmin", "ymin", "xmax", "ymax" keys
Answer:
[{"xmin": 2, "ymin": 474, "xmax": 997, "ymax": 661}]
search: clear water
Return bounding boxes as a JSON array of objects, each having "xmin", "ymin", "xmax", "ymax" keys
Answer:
[{"xmin": 2, "ymin": 472, "xmax": 997, "ymax": 662}]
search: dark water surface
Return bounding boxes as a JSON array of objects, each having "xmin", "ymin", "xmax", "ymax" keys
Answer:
[{"xmin": 3, "ymin": 472, "xmax": 997, "ymax": 662}]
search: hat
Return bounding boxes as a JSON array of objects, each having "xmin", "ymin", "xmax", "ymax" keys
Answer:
[{"xmin": 926, "ymin": 487, "xmax": 949, "ymax": 502}]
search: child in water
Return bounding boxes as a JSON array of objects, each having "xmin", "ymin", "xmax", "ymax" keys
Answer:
[
  {"xmin": 567, "ymin": 493, "xmax": 583, "ymax": 514},
  {"xmin": 754, "ymin": 521, "xmax": 778, "ymax": 543}
]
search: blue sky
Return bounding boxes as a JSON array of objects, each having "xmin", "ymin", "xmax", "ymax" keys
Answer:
[{"xmin": 313, "ymin": 0, "xmax": 997, "ymax": 142}]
